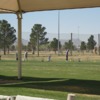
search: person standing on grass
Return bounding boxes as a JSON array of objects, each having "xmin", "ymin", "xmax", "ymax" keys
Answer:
[
  {"xmin": 0, "ymin": 55, "xmax": 1, "ymax": 60},
  {"xmin": 48, "ymin": 54, "xmax": 51, "ymax": 62},
  {"xmin": 66, "ymin": 49, "xmax": 69, "ymax": 61},
  {"xmin": 24, "ymin": 51, "xmax": 28, "ymax": 61},
  {"xmin": 16, "ymin": 51, "xmax": 18, "ymax": 61}
]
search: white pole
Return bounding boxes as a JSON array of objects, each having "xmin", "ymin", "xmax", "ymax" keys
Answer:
[
  {"xmin": 98, "ymin": 34, "xmax": 100, "ymax": 55},
  {"xmin": 58, "ymin": 10, "xmax": 60, "ymax": 55},
  {"xmin": 17, "ymin": 12, "xmax": 22, "ymax": 79}
]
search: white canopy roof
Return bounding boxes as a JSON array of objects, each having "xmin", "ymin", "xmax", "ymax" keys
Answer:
[{"xmin": 0, "ymin": 0, "xmax": 100, "ymax": 13}]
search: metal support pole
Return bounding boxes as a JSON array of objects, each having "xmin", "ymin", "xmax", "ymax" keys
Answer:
[
  {"xmin": 17, "ymin": 12, "xmax": 22, "ymax": 79},
  {"xmin": 58, "ymin": 10, "xmax": 60, "ymax": 56}
]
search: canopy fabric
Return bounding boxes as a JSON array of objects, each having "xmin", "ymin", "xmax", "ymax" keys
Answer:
[{"xmin": 0, "ymin": 0, "xmax": 100, "ymax": 13}]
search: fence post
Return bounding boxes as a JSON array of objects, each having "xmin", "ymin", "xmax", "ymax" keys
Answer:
[
  {"xmin": 98, "ymin": 34, "xmax": 100, "ymax": 55},
  {"xmin": 67, "ymin": 93, "xmax": 75, "ymax": 100}
]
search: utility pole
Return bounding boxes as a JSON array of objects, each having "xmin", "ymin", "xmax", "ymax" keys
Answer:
[
  {"xmin": 78, "ymin": 26, "xmax": 80, "ymax": 49},
  {"xmin": 70, "ymin": 33, "xmax": 73, "ymax": 56},
  {"xmin": 37, "ymin": 32, "xmax": 39, "ymax": 56}
]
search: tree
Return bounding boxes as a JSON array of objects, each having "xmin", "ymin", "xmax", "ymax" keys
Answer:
[
  {"xmin": 30, "ymin": 24, "xmax": 48, "ymax": 56},
  {"xmin": 0, "ymin": 20, "xmax": 16, "ymax": 55},
  {"xmin": 0, "ymin": 34, "xmax": 3, "ymax": 48},
  {"xmin": 87, "ymin": 35, "xmax": 96, "ymax": 52},
  {"xmin": 0, "ymin": 29, "xmax": 3, "ymax": 49},
  {"xmin": 10, "ymin": 45, "xmax": 16, "ymax": 51},
  {"xmin": 80, "ymin": 41, "xmax": 86, "ymax": 53},
  {"xmin": 22, "ymin": 44, "xmax": 27, "ymax": 51},
  {"xmin": 50, "ymin": 38, "xmax": 61, "ymax": 54},
  {"xmin": 27, "ymin": 42, "xmax": 32, "ymax": 51},
  {"xmin": 64, "ymin": 40, "xmax": 74, "ymax": 50}
]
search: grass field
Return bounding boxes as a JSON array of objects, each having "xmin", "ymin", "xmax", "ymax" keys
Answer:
[
  {"xmin": 0, "ymin": 51, "xmax": 100, "ymax": 99},
  {"xmin": 1, "ymin": 50, "xmax": 100, "ymax": 61},
  {"xmin": 0, "ymin": 58, "xmax": 100, "ymax": 100}
]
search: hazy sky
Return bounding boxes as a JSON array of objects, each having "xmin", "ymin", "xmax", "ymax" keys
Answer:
[{"xmin": 0, "ymin": 7, "xmax": 100, "ymax": 41}]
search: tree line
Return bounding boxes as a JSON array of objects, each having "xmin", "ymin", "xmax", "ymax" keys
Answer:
[
  {"xmin": 0, "ymin": 20, "xmax": 97, "ymax": 55},
  {"xmin": 64, "ymin": 35, "xmax": 97, "ymax": 53},
  {"xmin": 26, "ymin": 24, "xmax": 97, "ymax": 55}
]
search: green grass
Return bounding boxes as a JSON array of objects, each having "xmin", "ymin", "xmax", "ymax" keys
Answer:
[{"xmin": 0, "ymin": 60, "xmax": 100, "ymax": 100}]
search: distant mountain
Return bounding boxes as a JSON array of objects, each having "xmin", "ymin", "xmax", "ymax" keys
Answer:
[
  {"xmin": 14, "ymin": 38, "xmax": 29, "ymax": 46},
  {"xmin": 14, "ymin": 38, "xmax": 81, "ymax": 47},
  {"xmin": 60, "ymin": 38, "xmax": 81, "ymax": 48},
  {"xmin": 73, "ymin": 38, "xmax": 81, "ymax": 47}
]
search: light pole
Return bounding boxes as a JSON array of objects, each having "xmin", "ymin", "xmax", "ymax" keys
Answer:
[{"xmin": 58, "ymin": 10, "xmax": 60, "ymax": 55}]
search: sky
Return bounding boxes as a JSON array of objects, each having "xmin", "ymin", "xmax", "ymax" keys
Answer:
[{"xmin": 0, "ymin": 7, "xmax": 100, "ymax": 42}]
